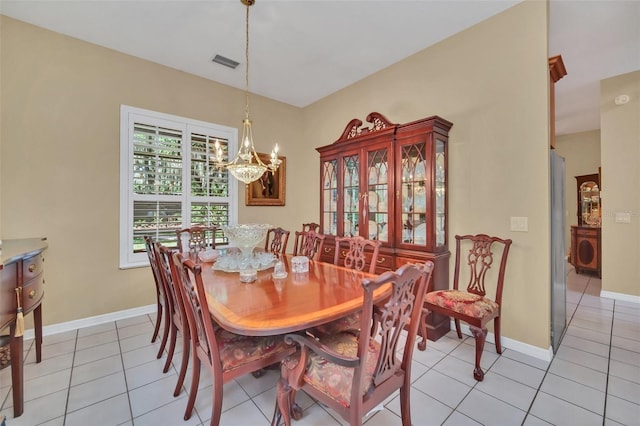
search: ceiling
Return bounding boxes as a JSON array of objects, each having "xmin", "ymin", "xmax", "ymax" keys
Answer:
[{"xmin": 1, "ymin": 0, "xmax": 638, "ymax": 136}]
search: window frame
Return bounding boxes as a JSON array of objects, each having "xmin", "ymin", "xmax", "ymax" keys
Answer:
[{"xmin": 119, "ymin": 105, "xmax": 238, "ymax": 269}]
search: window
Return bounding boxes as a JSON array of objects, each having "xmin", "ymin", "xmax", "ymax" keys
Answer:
[{"xmin": 119, "ymin": 105, "xmax": 238, "ymax": 268}]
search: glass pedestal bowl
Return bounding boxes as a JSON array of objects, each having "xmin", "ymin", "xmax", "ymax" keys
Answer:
[{"xmin": 221, "ymin": 223, "xmax": 271, "ymax": 258}]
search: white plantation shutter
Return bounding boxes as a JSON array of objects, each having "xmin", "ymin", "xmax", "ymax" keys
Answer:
[{"xmin": 120, "ymin": 106, "xmax": 238, "ymax": 268}]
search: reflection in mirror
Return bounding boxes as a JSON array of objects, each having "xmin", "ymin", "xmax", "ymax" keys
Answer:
[{"xmin": 580, "ymin": 181, "xmax": 600, "ymax": 226}]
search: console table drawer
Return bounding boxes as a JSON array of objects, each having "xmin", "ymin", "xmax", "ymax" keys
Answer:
[
  {"xmin": 22, "ymin": 274, "xmax": 44, "ymax": 314},
  {"xmin": 23, "ymin": 254, "xmax": 44, "ymax": 281}
]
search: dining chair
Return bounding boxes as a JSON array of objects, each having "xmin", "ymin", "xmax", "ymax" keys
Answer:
[
  {"xmin": 301, "ymin": 222, "xmax": 320, "ymax": 233},
  {"xmin": 144, "ymin": 236, "xmax": 170, "ymax": 357},
  {"xmin": 154, "ymin": 242, "xmax": 190, "ymax": 396},
  {"xmin": 309, "ymin": 236, "xmax": 382, "ymax": 337},
  {"xmin": 170, "ymin": 252, "xmax": 296, "ymax": 426},
  {"xmin": 292, "ymin": 230, "xmax": 325, "ymax": 260},
  {"xmin": 421, "ymin": 234, "xmax": 512, "ymax": 381},
  {"xmin": 264, "ymin": 227, "xmax": 290, "ymax": 257},
  {"xmin": 273, "ymin": 261, "xmax": 433, "ymax": 426},
  {"xmin": 334, "ymin": 235, "xmax": 381, "ymax": 274},
  {"xmin": 176, "ymin": 225, "xmax": 217, "ymax": 253}
]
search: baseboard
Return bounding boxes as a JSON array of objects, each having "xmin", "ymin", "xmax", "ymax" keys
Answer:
[
  {"xmin": 22, "ymin": 304, "xmax": 156, "ymax": 340},
  {"xmin": 22, "ymin": 305, "xmax": 556, "ymax": 363},
  {"xmin": 600, "ymin": 290, "xmax": 640, "ymax": 304},
  {"xmin": 457, "ymin": 322, "xmax": 554, "ymax": 362}
]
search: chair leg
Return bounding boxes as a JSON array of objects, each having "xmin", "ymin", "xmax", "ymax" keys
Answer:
[
  {"xmin": 210, "ymin": 377, "xmax": 224, "ymax": 426},
  {"xmin": 494, "ymin": 316, "xmax": 503, "ymax": 354},
  {"xmin": 469, "ymin": 325, "xmax": 487, "ymax": 381},
  {"xmin": 163, "ymin": 322, "xmax": 177, "ymax": 373},
  {"xmin": 273, "ymin": 376, "xmax": 292, "ymax": 426},
  {"xmin": 184, "ymin": 355, "xmax": 200, "ymax": 420},
  {"xmin": 151, "ymin": 301, "xmax": 162, "ymax": 343},
  {"xmin": 156, "ymin": 305, "xmax": 171, "ymax": 359},
  {"xmin": 173, "ymin": 329, "xmax": 190, "ymax": 397},
  {"xmin": 399, "ymin": 384, "xmax": 412, "ymax": 426},
  {"xmin": 417, "ymin": 308, "xmax": 428, "ymax": 351},
  {"xmin": 454, "ymin": 318, "xmax": 462, "ymax": 339}
]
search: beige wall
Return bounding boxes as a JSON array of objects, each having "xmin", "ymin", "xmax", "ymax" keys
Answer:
[
  {"xmin": 2, "ymin": 0, "xmax": 554, "ymax": 350},
  {"xmin": 303, "ymin": 0, "xmax": 552, "ymax": 349},
  {"xmin": 600, "ymin": 70, "xmax": 640, "ymax": 297},
  {"xmin": 555, "ymin": 130, "xmax": 601, "ymax": 244},
  {"xmin": 0, "ymin": 15, "xmax": 308, "ymax": 324}
]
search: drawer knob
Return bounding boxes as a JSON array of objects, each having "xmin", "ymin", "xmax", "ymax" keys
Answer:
[
  {"xmin": 28, "ymin": 264, "xmax": 37, "ymax": 273},
  {"xmin": 377, "ymin": 257, "xmax": 386, "ymax": 264},
  {"xmin": 323, "ymin": 248, "xmax": 331, "ymax": 253},
  {"xmin": 29, "ymin": 290, "xmax": 37, "ymax": 299}
]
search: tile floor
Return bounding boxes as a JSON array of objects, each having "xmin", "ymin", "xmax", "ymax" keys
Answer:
[{"xmin": 1, "ymin": 265, "xmax": 639, "ymax": 425}]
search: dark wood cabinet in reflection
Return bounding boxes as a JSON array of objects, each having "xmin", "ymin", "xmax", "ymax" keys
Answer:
[
  {"xmin": 570, "ymin": 226, "xmax": 601, "ymax": 277},
  {"xmin": 571, "ymin": 173, "xmax": 601, "ymax": 277}
]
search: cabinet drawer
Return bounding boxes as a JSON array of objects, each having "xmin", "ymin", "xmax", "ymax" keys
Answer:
[
  {"xmin": 23, "ymin": 254, "xmax": 44, "ymax": 281},
  {"xmin": 22, "ymin": 274, "xmax": 45, "ymax": 314},
  {"xmin": 320, "ymin": 245, "xmax": 335, "ymax": 263},
  {"xmin": 576, "ymin": 228, "xmax": 599, "ymax": 238}
]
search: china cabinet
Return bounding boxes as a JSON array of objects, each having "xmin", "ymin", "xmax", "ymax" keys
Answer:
[
  {"xmin": 316, "ymin": 112, "xmax": 453, "ymax": 340},
  {"xmin": 570, "ymin": 173, "xmax": 601, "ymax": 277}
]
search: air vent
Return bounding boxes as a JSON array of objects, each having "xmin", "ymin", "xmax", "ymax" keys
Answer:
[{"xmin": 212, "ymin": 54, "xmax": 240, "ymax": 69}]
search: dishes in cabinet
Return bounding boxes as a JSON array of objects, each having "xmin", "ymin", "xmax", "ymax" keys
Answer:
[
  {"xmin": 414, "ymin": 161, "xmax": 426, "ymax": 181},
  {"xmin": 368, "ymin": 191, "xmax": 378, "ymax": 212},
  {"xmin": 413, "ymin": 192, "xmax": 426, "ymax": 213},
  {"xmin": 368, "ymin": 220, "xmax": 377, "ymax": 240},
  {"xmin": 344, "ymin": 220, "xmax": 353, "ymax": 236},
  {"xmin": 379, "ymin": 167, "xmax": 387, "ymax": 184},
  {"xmin": 414, "ymin": 223, "xmax": 426, "ymax": 245},
  {"xmin": 379, "ymin": 223, "xmax": 388, "ymax": 241}
]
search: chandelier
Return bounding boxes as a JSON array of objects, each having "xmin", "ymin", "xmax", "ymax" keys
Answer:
[{"xmin": 213, "ymin": 0, "xmax": 281, "ymax": 185}]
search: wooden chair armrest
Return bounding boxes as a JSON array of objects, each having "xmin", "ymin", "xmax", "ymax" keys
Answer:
[{"xmin": 284, "ymin": 333, "xmax": 359, "ymax": 368}]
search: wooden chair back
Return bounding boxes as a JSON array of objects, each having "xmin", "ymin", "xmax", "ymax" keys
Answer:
[
  {"xmin": 334, "ymin": 236, "xmax": 381, "ymax": 274},
  {"xmin": 293, "ymin": 230, "xmax": 325, "ymax": 260},
  {"xmin": 144, "ymin": 236, "xmax": 169, "ymax": 349},
  {"xmin": 301, "ymin": 222, "xmax": 320, "ymax": 233},
  {"xmin": 176, "ymin": 226, "xmax": 217, "ymax": 253},
  {"xmin": 275, "ymin": 261, "xmax": 433, "ymax": 426},
  {"xmin": 453, "ymin": 234, "xmax": 511, "ymax": 302},
  {"xmin": 155, "ymin": 243, "xmax": 190, "ymax": 392},
  {"xmin": 265, "ymin": 227, "xmax": 290, "ymax": 256}
]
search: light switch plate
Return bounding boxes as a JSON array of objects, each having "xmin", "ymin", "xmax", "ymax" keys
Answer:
[
  {"xmin": 615, "ymin": 212, "xmax": 632, "ymax": 223},
  {"xmin": 510, "ymin": 216, "xmax": 528, "ymax": 232}
]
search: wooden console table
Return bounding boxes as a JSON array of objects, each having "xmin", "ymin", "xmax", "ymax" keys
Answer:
[{"xmin": 0, "ymin": 237, "xmax": 48, "ymax": 418}]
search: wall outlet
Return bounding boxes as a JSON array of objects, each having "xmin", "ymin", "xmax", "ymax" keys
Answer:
[{"xmin": 510, "ymin": 216, "xmax": 528, "ymax": 232}]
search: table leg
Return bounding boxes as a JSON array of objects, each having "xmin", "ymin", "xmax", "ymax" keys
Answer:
[
  {"xmin": 9, "ymin": 324, "xmax": 24, "ymax": 418},
  {"xmin": 34, "ymin": 304, "xmax": 43, "ymax": 363}
]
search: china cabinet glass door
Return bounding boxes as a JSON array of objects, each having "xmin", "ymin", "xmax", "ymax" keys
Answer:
[
  {"xmin": 321, "ymin": 159, "xmax": 338, "ymax": 235},
  {"xmin": 400, "ymin": 142, "xmax": 428, "ymax": 247},
  {"xmin": 365, "ymin": 148, "xmax": 389, "ymax": 243},
  {"xmin": 342, "ymin": 154, "xmax": 360, "ymax": 236},
  {"xmin": 435, "ymin": 139, "xmax": 446, "ymax": 247}
]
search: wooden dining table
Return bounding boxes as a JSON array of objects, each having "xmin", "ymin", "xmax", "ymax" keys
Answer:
[{"xmin": 198, "ymin": 254, "xmax": 388, "ymax": 336}]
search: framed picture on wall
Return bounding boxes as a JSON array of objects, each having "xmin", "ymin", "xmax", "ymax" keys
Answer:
[{"xmin": 245, "ymin": 153, "xmax": 286, "ymax": 206}]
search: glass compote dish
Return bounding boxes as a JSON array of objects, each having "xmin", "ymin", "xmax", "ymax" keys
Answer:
[{"xmin": 221, "ymin": 223, "xmax": 271, "ymax": 258}]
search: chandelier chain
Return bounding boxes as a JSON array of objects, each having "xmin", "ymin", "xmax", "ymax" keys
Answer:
[{"xmin": 245, "ymin": 2, "xmax": 250, "ymax": 119}]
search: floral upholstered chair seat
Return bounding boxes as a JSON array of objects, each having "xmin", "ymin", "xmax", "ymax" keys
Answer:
[
  {"xmin": 299, "ymin": 332, "xmax": 380, "ymax": 408},
  {"xmin": 308, "ymin": 312, "xmax": 362, "ymax": 337},
  {"xmin": 213, "ymin": 324, "xmax": 291, "ymax": 371},
  {"xmin": 424, "ymin": 290, "xmax": 499, "ymax": 320}
]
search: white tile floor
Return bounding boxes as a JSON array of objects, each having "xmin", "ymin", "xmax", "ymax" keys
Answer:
[{"xmin": 1, "ymin": 265, "xmax": 639, "ymax": 425}]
